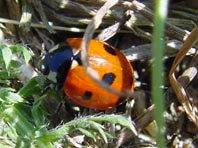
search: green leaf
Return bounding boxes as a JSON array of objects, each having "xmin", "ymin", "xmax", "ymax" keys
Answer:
[
  {"xmin": 0, "ymin": 88, "xmax": 25, "ymax": 104},
  {"xmin": 3, "ymin": 103, "xmax": 52, "ymax": 148},
  {"xmin": 10, "ymin": 44, "xmax": 34, "ymax": 64},
  {"xmin": 0, "ymin": 70, "xmax": 21, "ymax": 80},
  {"xmin": 3, "ymin": 104, "xmax": 34, "ymax": 138},
  {"xmin": 10, "ymin": 60, "xmax": 22, "ymax": 68},
  {"xmin": 0, "ymin": 79, "xmax": 8, "ymax": 84},
  {"xmin": 22, "ymin": 46, "xmax": 33, "ymax": 63},
  {"xmin": 37, "ymin": 114, "xmax": 136, "ymax": 144},
  {"xmin": 89, "ymin": 121, "xmax": 109, "ymax": 143},
  {"xmin": 89, "ymin": 115, "xmax": 137, "ymax": 135},
  {"xmin": 78, "ymin": 128, "xmax": 96, "ymax": 141},
  {"xmin": 0, "ymin": 45, "xmax": 12, "ymax": 70},
  {"xmin": 0, "ymin": 71, "xmax": 9, "ymax": 79},
  {"xmin": 32, "ymin": 95, "xmax": 47, "ymax": 126},
  {"xmin": 18, "ymin": 76, "xmax": 47, "ymax": 98}
]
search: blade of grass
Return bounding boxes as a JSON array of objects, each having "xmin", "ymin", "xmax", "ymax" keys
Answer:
[{"xmin": 151, "ymin": 0, "xmax": 169, "ymax": 148}]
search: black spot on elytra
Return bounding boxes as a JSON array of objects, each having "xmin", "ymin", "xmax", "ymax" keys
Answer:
[
  {"xmin": 102, "ymin": 72, "xmax": 116, "ymax": 85},
  {"xmin": 82, "ymin": 91, "xmax": 93, "ymax": 100},
  {"xmin": 104, "ymin": 44, "xmax": 116, "ymax": 56}
]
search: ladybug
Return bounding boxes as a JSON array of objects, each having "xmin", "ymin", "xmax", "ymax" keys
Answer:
[{"xmin": 43, "ymin": 38, "xmax": 135, "ymax": 110}]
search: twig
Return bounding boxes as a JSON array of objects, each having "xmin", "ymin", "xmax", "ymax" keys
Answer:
[
  {"xmin": 122, "ymin": 0, "xmax": 198, "ymax": 48},
  {"xmin": 81, "ymin": 0, "xmax": 124, "ymax": 97},
  {"xmin": 81, "ymin": 0, "xmax": 133, "ymax": 98},
  {"xmin": 122, "ymin": 40, "xmax": 195, "ymax": 61},
  {"xmin": 0, "ymin": 17, "xmax": 87, "ymax": 32}
]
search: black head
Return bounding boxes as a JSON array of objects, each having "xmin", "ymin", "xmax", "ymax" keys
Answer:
[{"xmin": 42, "ymin": 43, "xmax": 74, "ymax": 88}]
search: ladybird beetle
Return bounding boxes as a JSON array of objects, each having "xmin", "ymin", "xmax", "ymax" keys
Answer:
[{"xmin": 43, "ymin": 38, "xmax": 135, "ymax": 110}]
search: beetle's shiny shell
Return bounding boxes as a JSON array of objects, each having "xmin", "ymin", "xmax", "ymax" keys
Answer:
[{"xmin": 63, "ymin": 38, "xmax": 135, "ymax": 110}]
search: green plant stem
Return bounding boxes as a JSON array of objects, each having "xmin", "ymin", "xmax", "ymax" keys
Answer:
[{"xmin": 152, "ymin": 0, "xmax": 169, "ymax": 148}]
